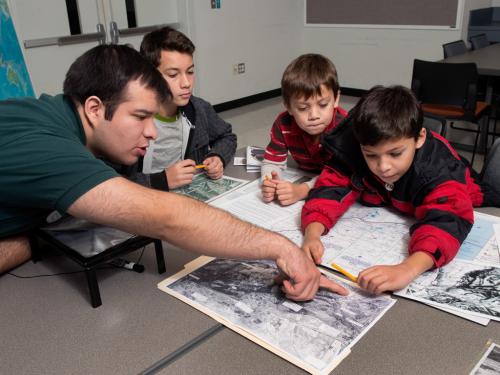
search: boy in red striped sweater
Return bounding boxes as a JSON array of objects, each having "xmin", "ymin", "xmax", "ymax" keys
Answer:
[{"xmin": 261, "ymin": 54, "xmax": 347, "ymax": 206}]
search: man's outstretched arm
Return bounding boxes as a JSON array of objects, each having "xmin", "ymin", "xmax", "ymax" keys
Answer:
[{"xmin": 68, "ymin": 177, "xmax": 348, "ymax": 300}]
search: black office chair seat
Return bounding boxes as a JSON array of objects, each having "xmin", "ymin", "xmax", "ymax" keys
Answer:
[
  {"xmin": 421, "ymin": 102, "xmax": 489, "ymax": 119},
  {"xmin": 31, "ymin": 219, "xmax": 166, "ymax": 308}
]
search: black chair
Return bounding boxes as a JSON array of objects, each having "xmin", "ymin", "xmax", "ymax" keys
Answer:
[
  {"xmin": 31, "ymin": 221, "xmax": 166, "ymax": 308},
  {"xmin": 470, "ymin": 33, "xmax": 490, "ymax": 50},
  {"xmin": 442, "ymin": 40, "xmax": 468, "ymax": 58},
  {"xmin": 469, "ymin": 33, "xmax": 500, "ymax": 144},
  {"xmin": 411, "ymin": 59, "xmax": 490, "ymax": 165},
  {"xmin": 422, "ymin": 117, "xmax": 444, "ymax": 135}
]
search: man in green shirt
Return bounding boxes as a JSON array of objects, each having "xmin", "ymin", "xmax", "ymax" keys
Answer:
[{"xmin": 0, "ymin": 44, "xmax": 347, "ymax": 301}]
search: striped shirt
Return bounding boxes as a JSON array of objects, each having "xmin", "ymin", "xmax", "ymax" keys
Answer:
[{"xmin": 263, "ymin": 107, "xmax": 347, "ymax": 172}]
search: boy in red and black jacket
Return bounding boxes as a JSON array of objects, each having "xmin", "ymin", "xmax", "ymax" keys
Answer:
[{"xmin": 301, "ymin": 85, "xmax": 500, "ymax": 294}]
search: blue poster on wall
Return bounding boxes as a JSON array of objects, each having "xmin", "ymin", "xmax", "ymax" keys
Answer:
[{"xmin": 0, "ymin": 0, "xmax": 34, "ymax": 99}]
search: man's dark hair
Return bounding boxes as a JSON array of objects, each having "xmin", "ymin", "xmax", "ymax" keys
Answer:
[
  {"xmin": 140, "ymin": 26, "xmax": 195, "ymax": 67},
  {"xmin": 281, "ymin": 54, "xmax": 340, "ymax": 107},
  {"xmin": 351, "ymin": 85, "xmax": 423, "ymax": 146},
  {"xmin": 63, "ymin": 44, "xmax": 170, "ymax": 120}
]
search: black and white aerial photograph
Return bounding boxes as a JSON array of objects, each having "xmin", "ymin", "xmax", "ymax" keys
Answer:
[
  {"xmin": 163, "ymin": 258, "xmax": 395, "ymax": 374},
  {"xmin": 397, "ymin": 260, "xmax": 500, "ymax": 321},
  {"xmin": 469, "ymin": 343, "xmax": 500, "ymax": 375}
]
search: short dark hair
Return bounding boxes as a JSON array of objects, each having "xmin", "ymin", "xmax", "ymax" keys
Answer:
[
  {"xmin": 281, "ymin": 54, "xmax": 340, "ymax": 107},
  {"xmin": 351, "ymin": 85, "xmax": 423, "ymax": 146},
  {"xmin": 63, "ymin": 44, "xmax": 170, "ymax": 120},
  {"xmin": 140, "ymin": 26, "xmax": 195, "ymax": 67}
]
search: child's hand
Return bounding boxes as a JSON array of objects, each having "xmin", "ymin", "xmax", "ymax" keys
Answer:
[
  {"xmin": 203, "ymin": 156, "xmax": 223, "ymax": 179},
  {"xmin": 165, "ymin": 159, "xmax": 196, "ymax": 189},
  {"xmin": 261, "ymin": 171, "xmax": 279, "ymax": 203},
  {"xmin": 358, "ymin": 252, "xmax": 434, "ymax": 294},
  {"xmin": 275, "ymin": 181, "xmax": 310, "ymax": 206},
  {"xmin": 302, "ymin": 238, "xmax": 324, "ymax": 265},
  {"xmin": 302, "ymin": 222, "xmax": 326, "ymax": 264},
  {"xmin": 358, "ymin": 264, "xmax": 416, "ymax": 294}
]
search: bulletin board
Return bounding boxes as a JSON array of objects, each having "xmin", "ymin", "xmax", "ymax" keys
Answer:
[{"xmin": 305, "ymin": 0, "xmax": 462, "ymax": 29}]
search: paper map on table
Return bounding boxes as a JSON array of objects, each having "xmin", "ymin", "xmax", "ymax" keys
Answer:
[{"xmin": 159, "ymin": 257, "xmax": 395, "ymax": 375}]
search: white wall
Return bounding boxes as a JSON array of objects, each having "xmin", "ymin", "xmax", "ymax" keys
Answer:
[
  {"xmin": 186, "ymin": 0, "xmax": 302, "ymax": 104},
  {"xmin": 302, "ymin": 0, "xmax": 492, "ymax": 90},
  {"xmin": 187, "ymin": 0, "xmax": 493, "ymax": 101},
  {"xmin": 8, "ymin": 0, "xmax": 496, "ymax": 102}
]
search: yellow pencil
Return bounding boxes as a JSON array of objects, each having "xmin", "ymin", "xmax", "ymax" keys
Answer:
[
  {"xmin": 195, "ymin": 164, "xmax": 206, "ymax": 169},
  {"xmin": 330, "ymin": 262, "xmax": 358, "ymax": 283}
]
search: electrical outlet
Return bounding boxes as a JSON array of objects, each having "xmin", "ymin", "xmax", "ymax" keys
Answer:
[{"xmin": 233, "ymin": 63, "xmax": 245, "ymax": 75}]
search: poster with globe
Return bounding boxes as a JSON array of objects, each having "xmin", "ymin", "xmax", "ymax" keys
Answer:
[{"xmin": 0, "ymin": 0, "xmax": 34, "ymax": 99}]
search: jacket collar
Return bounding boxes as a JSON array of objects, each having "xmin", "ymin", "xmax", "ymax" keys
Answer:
[{"xmin": 321, "ymin": 113, "xmax": 371, "ymax": 177}]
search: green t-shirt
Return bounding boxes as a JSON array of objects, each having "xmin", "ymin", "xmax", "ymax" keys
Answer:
[{"xmin": 0, "ymin": 94, "xmax": 118, "ymax": 237}]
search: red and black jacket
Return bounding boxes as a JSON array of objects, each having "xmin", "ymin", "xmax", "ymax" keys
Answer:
[{"xmin": 301, "ymin": 115, "xmax": 500, "ymax": 268}]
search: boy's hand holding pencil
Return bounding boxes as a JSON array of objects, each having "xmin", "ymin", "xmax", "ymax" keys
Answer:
[{"xmin": 261, "ymin": 171, "xmax": 279, "ymax": 203}]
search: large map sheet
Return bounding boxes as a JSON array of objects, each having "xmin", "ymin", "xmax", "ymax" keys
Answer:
[
  {"xmin": 214, "ymin": 179, "xmax": 499, "ymax": 275},
  {"xmin": 212, "ymin": 178, "xmax": 499, "ymax": 324},
  {"xmin": 159, "ymin": 257, "xmax": 395, "ymax": 375}
]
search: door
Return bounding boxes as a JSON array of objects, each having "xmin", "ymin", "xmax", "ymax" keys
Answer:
[{"xmin": 8, "ymin": 0, "xmax": 180, "ymax": 95}]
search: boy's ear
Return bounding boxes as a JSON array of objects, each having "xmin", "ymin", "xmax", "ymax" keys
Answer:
[
  {"xmin": 416, "ymin": 127, "xmax": 427, "ymax": 149},
  {"xmin": 333, "ymin": 89, "xmax": 341, "ymax": 108},
  {"xmin": 83, "ymin": 96, "xmax": 106, "ymax": 128}
]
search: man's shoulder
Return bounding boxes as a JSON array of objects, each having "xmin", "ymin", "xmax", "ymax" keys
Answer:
[
  {"xmin": 0, "ymin": 93, "xmax": 82, "ymax": 143},
  {"xmin": 0, "ymin": 93, "xmax": 68, "ymax": 113}
]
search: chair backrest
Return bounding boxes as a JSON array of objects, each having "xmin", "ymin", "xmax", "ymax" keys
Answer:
[
  {"xmin": 470, "ymin": 33, "xmax": 489, "ymax": 50},
  {"xmin": 422, "ymin": 117, "xmax": 443, "ymax": 135},
  {"xmin": 411, "ymin": 59, "xmax": 478, "ymax": 115},
  {"xmin": 442, "ymin": 40, "xmax": 468, "ymax": 58}
]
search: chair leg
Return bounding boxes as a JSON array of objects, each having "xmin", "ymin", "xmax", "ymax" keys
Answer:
[
  {"xmin": 441, "ymin": 119, "xmax": 447, "ymax": 137},
  {"xmin": 85, "ymin": 268, "xmax": 102, "ymax": 308},
  {"xmin": 154, "ymin": 240, "xmax": 166, "ymax": 274},
  {"xmin": 471, "ymin": 124, "xmax": 481, "ymax": 167},
  {"xmin": 491, "ymin": 117, "xmax": 499, "ymax": 147}
]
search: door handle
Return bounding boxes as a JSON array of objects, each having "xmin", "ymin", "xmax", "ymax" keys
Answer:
[
  {"xmin": 109, "ymin": 21, "xmax": 119, "ymax": 44},
  {"xmin": 24, "ymin": 23, "xmax": 107, "ymax": 49},
  {"xmin": 112, "ymin": 22, "xmax": 180, "ymax": 40}
]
